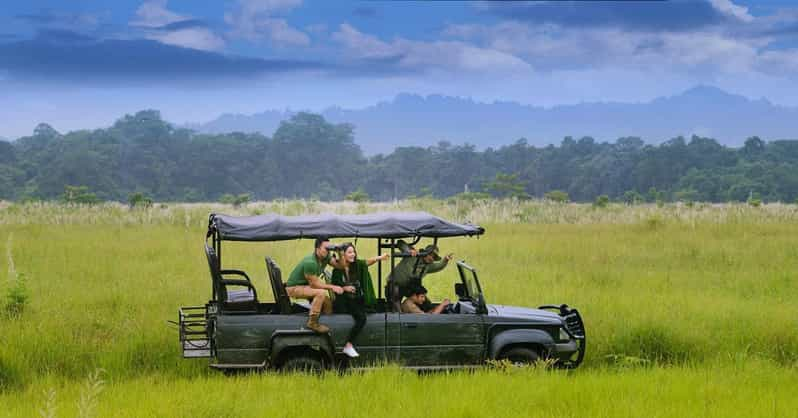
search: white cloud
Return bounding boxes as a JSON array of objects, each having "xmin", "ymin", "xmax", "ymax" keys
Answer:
[
  {"xmin": 131, "ymin": 0, "xmax": 184, "ymax": 28},
  {"xmin": 224, "ymin": 0, "xmax": 309, "ymax": 46},
  {"xmin": 443, "ymin": 17, "xmax": 792, "ymax": 77},
  {"xmin": 332, "ymin": 23, "xmax": 531, "ymax": 74},
  {"xmin": 131, "ymin": 0, "xmax": 226, "ymax": 51},
  {"xmin": 709, "ymin": 0, "xmax": 753, "ymax": 23}
]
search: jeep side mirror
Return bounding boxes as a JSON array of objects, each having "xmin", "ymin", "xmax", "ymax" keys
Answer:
[{"xmin": 455, "ymin": 283, "xmax": 467, "ymax": 299}]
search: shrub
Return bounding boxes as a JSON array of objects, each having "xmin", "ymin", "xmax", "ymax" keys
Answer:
[
  {"xmin": 127, "ymin": 192, "xmax": 153, "ymax": 208},
  {"xmin": 544, "ymin": 190, "xmax": 569, "ymax": 203},
  {"xmin": 62, "ymin": 185, "xmax": 97, "ymax": 204},
  {"xmin": 345, "ymin": 187, "xmax": 370, "ymax": 203},
  {"xmin": 220, "ymin": 193, "xmax": 251, "ymax": 207},
  {"xmin": 4, "ymin": 273, "xmax": 29, "ymax": 318},
  {"xmin": 623, "ymin": 190, "xmax": 644, "ymax": 205},
  {"xmin": 593, "ymin": 195, "xmax": 610, "ymax": 208}
]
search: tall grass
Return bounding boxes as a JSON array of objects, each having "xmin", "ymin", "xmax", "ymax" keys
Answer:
[
  {"xmin": 2, "ymin": 199, "xmax": 797, "ymax": 226},
  {"xmin": 0, "ymin": 201, "xmax": 796, "ymax": 416},
  {"xmin": 2, "ymin": 362, "xmax": 796, "ymax": 417}
]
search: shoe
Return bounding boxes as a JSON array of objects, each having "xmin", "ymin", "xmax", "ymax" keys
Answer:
[
  {"xmin": 306, "ymin": 314, "xmax": 330, "ymax": 334},
  {"xmin": 343, "ymin": 345, "xmax": 360, "ymax": 358}
]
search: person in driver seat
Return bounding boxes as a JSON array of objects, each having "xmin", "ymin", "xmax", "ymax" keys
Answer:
[{"xmin": 401, "ymin": 285, "xmax": 450, "ymax": 314}]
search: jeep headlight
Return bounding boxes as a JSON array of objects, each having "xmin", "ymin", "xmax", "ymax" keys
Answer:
[{"xmin": 558, "ymin": 328, "xmax": 571, "ymax": 342}]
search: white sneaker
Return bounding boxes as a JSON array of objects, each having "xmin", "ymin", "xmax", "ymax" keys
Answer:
[{"xmin": 342, "ymin": 345, "xmax": 360, "ymax": 358}]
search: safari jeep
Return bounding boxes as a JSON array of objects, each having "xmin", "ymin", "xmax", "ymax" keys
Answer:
[{"xmin": 178, "ymin": 212, "xmax": 585, "ymax": 371}]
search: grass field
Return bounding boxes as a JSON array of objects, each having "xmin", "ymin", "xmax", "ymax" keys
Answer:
[{"xmin": 0, "ymin": 200, "xmax": 796, "ymax": 417}]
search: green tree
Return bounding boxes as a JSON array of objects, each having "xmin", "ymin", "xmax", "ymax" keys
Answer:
[
  {"xmin": 544, "ymin": 190, "xmax": 569, "ymax": 203},
  {"xmin": 128, "ymin": 192, "xmax": 153, "ymax": 208},
  {"xmin": 345, "ymin": 187, "xmax": 370, "ymax": 203},
  {"xmin": 62, "ymin": 185, "xmax": 97, "ymax": 204},
  {"xmin": 220, "ymin": 193, "xmax": 250, "ymax": 207},
  {"xmin": 485, "ymin": 173, "xmax": 528, "ymax": 199},
  {"xmin": 593, "ymin": 194, "xmax": 610, "ymax": 208}
]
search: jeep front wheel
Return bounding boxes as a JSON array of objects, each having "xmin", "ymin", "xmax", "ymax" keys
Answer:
[{"xmin": 498, "ymin": 347, "xmax": 540, "ymax": 366}]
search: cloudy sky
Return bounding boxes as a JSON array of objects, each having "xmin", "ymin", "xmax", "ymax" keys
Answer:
[{"xmin": 1, "ymin": 0, "xmax": 797, "ymax": 138}]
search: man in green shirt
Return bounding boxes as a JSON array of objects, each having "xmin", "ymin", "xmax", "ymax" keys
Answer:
[
  {"xmin": 285, "ymin": 236, "xmax": 344, "ymax": 333},
  {"xmin": 388, "ymin": 240, "xmax": 453, "ymax": 309}
]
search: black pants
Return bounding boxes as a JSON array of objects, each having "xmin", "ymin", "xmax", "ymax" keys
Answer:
[{"xmin": 335, "ymin": 296, "xmax": 367, "ymax": 343}]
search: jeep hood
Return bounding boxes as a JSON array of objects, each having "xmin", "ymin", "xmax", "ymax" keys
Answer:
[{"xmin": 487, "ymin": 304, "xmax": 563, "ymax": 325}]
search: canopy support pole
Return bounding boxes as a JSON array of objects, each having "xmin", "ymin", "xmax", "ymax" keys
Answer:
[{"xmin": 377, "ymin": 239, "xmax": 382, "ymax": 299}]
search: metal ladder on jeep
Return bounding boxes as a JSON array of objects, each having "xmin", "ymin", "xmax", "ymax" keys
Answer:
[{"xmin": 179, "ymin": 305, "xmax": 213, "ymax": 358}]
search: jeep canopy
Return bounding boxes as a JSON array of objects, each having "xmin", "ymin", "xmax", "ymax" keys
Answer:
[{"xmin": 209, "ymin": 212, "xmax": 484, "ymax": 242}]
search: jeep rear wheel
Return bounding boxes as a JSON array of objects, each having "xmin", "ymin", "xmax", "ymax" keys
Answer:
[
  {"xmin": 280, "ymin": 354, "xmax": 324, "ymax": 374},
  {"xmin": 498, "ymin": 347, "xmax": 540, "ymax": 366}
]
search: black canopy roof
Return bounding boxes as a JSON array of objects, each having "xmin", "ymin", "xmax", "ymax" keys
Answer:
[{"xmin": 209, "ymin": 212, "xmax": 485, "ymax": 242}]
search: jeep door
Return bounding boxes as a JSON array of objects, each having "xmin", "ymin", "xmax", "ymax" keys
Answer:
[
  {"xmin": 396, "ymin": 310, "xmax": 485, "ymax": 367},
  {"xmin": 324, "ymin": 312, "xmax": 387, "ymax": 366}
]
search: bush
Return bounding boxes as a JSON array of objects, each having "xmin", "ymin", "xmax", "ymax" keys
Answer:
[
  {"xmin": 593, "ymin": 195, "xmax": 610, "ymax": 208},
  {"xmin": 128, "ymin": 192, "xmax": 153, "ymax": 208},
  {"xmin": 4, "ymin": 272, "xmax": 28, "ymax": 318},
  {"xmin": 62, "ymin": 185, "xmax": 97, "ymax": 204},
  {"xmin": 220, "ymin": 193, "xmax": 250, "ymax": 207},
  {"xmin": 345, "ymin": 187, "xmax": 370, "ymax": 203},
  {"xmin": 544, "ymin": 190, "xmax": 569, "ymax": 203},
  {"xmin": 623, "ymin": 190, "xmax": 644, "ymax": 205}
]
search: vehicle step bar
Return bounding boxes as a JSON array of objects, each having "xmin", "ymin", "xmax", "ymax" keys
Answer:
[{"xmin": 179, "ymin": 305, "xmax": 213, "ymax": 358}]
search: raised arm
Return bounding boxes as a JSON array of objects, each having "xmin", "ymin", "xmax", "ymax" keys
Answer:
[
  {"xmin": 425, "ymin": 254, "xmax": 453, "ymax": 274},
  {"xmin": 395, "ymin": 240, "xmax": 417, "ymax": 256},
  {"xmin": 366, "ymin": 252, "xmax": 390, "ymax": 266}
]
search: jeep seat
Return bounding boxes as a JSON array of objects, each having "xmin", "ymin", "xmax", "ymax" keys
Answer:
[
  {"xmin": 265, "ymin": 257, "xmax": 292, "ymax": 314},
  {"xmin": 204, "ymin": 244, "xmax": 258, "ymax": 311}
]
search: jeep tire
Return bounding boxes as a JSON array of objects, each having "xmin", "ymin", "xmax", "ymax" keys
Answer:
[
  {"xmin": 498, "ymin": 347, "xmax": 540, "ymax": 366},
  {"xmin": 280, "ymin": 354, "xmax": 324, "ymax": 374}
]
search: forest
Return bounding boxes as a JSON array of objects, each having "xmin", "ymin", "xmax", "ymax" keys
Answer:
[{"xmin": 1, "ymin": 110, "xmax": 796, "ymax": 203}]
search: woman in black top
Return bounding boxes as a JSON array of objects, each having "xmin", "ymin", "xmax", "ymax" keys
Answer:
[{"xmin": 331, "ymin": 242, "xmax": 387, "ymax": 358}]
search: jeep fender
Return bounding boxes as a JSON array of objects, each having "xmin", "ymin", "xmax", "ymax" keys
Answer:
[
  {"xmin": 488, "ymin": 328, "xmax": 555, "ymax": 359},
  {"xmin": 269, "ymin": 330, "xmax": 335, "ymax": 366}
]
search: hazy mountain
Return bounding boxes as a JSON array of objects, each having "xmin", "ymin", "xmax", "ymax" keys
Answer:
[{"xmin": 187, "ymin": 86, "xmax": 798, "ymax": 154}]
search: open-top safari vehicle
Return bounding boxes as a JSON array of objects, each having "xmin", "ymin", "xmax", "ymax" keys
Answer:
[{"xmin": 178, "ymin": 212, "xmax": 585, "ymax": 371}]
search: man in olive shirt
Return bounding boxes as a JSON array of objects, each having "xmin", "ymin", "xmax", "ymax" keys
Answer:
[
  {"xmin": 388, "ymin": 240, "xmax": 453, "ymax": 307},
  {"xmin": 285, "ymin": 236, "xmax": 344, "ymax": 333},
  {"xmin": 401, "ymin": 286, "xmax": 449, "ymax": 314}
]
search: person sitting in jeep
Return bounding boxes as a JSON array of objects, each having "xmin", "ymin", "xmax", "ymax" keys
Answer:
[
  {"xmin": 285, "ymin": 236, "xmax": 344, "ymax": 333},
  {"xmin": 401, "ymin": 285, "xmax": 450, "ymax": 314},
  {"xmin": 389, "ymin": 240, "xmax": 453, "ymax": 310}
]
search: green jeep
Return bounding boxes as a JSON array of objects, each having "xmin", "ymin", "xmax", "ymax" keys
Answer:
[{"xmin": 178, "ymin": 212, "xmax": 585, "ymax": 371}]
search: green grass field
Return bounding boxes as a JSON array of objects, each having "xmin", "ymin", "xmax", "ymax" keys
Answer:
[{"xmin": 1, "ymin": 201, "xmax": 796, "ymax": 417}]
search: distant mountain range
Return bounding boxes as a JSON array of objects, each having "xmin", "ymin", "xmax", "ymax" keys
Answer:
[{"xmin": 186, "ymin": 86, "xmax": 798, "ymax": 154}]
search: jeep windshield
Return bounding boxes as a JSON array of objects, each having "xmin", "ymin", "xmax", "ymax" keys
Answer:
[{"xmin": 456, "ymin": 261, "xmax": 487, "ymax": 314}]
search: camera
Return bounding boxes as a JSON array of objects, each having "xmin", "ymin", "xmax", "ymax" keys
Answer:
[{"xmin": 325, "ymin": 244, "xmax": 345, "ymax": 252}]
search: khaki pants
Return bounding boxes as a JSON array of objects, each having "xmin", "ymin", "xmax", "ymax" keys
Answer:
[{"xmin": 286, "ymin": 286, "xmax": 332, "ymax": 315}]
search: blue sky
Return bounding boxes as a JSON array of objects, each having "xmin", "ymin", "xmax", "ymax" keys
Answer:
[{"xmin": 2, "ymin": 0, "xmax": 798, "ymax": 138}]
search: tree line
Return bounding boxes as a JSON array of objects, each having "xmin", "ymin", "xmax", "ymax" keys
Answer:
[{"xmin": 0, "ymin": 110, "xmax": 796, "ymax": 203}]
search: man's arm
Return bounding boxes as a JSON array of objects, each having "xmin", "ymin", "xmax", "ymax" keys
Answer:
[
  {"xmin": 429, "ymin": 299, "xmax": 450, "ymax": 314},
  {"xmin": 395, "ymin": 240, "xmax": 418, "ymax": 256},
  {"xmin": 306, "ymin": 274, "xmax": 344, "ymax": 294},
  {"xmin": 424, "ymin": 256, "xmax": 451, "ymax": 274}
]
